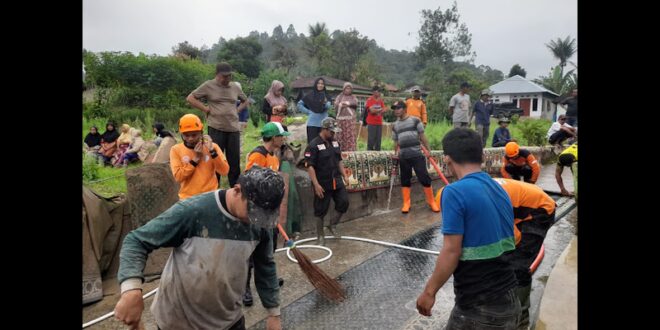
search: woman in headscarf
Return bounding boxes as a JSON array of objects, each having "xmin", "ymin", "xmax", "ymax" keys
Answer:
[
  {"xmin": 116, "ymin": 129, "xmax": 149, "ymax": 167},
  {"xmin": 112, "ymin": 124, "xmax": 133, "ymax": 166},
  {"xmin": 334, "ymin": 82, "xmax": 358, "ymax": 151},
  {"xmin": 98, "ymin": 121, "xmax": 120, "ymax": 165},
  {"xmin": 263, "ymin": 80, "xmax": 288, "ymax": 124},
  {"xmin": 84, "ymin": 125, "xmax": 102, "ymax": 155},
  {"xmin": 297, "ymin": 77, "xmax": 331, "ymax": 143},
  {"xmin": 152, "ymin": 122, "xmax": 173, "ymax": 147}
]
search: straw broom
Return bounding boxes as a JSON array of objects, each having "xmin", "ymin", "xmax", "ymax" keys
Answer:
[{"xmin": 277, "ymin": 223, "xmax": 346, "ymax": 302}]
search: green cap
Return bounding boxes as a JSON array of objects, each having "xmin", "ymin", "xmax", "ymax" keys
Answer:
[{"xmin": 261, "ymin": 122, "xmax": 291, "ymax": 138}]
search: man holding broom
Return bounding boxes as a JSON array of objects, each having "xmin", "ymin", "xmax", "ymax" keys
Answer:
[
  {"xmin": 243, "ymin": 122, "xmax": 290, "ymax": 307},
  {"xmin": 114, "ymin": 166, "xmax": 284, "ymax": 330},
  {"xmin": 391, "ymin": 100, "xmax": 439, "ymax": 214}
]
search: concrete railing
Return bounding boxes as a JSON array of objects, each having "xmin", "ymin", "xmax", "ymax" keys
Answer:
[{"xmin": 293, "ymin": 146, "xmax": 553, "ymax": 233}]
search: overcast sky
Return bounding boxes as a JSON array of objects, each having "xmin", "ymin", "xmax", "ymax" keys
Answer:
[{"xmin": 83, "ymin": 0, "xmax": 577, "ymax": 80}]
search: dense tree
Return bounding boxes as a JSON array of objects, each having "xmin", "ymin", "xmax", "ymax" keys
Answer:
[
  {"xmin": 217, "ymin": 36, "xmax": 263, "ymax": 78},
  {"xmin": 327, "ymin": 29, "xmax": 371, "ymax": 80},
  {"xmin": 171, "ymin": 41, "xmax": 201, "ymax": 60},
  {"xmin": 416, "ymin": 1, "xmax": 475, "ymax": 64},
  {"xmin": 508, "ymin": 64, "xmax": 527, "ymax": 77},
  {"xmin": 285, "ymin": 24, "xmax": 297, "ymax": 39},
  {"xmin": 303, "ymin": 22, "xmax": 332, "ymax": 72}
]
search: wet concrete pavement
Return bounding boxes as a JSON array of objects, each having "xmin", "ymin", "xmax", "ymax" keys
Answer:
[{"xmin": 83, "ymin": 163, "xmax": 577, "ymax": 329}]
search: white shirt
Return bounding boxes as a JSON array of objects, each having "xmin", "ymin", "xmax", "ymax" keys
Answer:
[{"xmin": 547, "ymin": 121, "xmax": 573, "ymax": 139}]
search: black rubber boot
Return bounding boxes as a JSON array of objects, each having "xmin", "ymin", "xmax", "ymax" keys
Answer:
[
  {"xmin": 316, "ymin": 217, "xmax": 325, "ymax": 246},
  {"xmin": 328, "ymin": 213, "xmax": 343, "ymax": 239}
]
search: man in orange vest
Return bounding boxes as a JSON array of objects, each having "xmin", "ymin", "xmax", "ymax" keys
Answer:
[
  {"xmin": 169, "ymin": 114, "xmax": 230, "ymax": 200},
  {"xmin": 405, "ymin": 86, "xmax": 428, "ymax": 126},
  {"xmin": 501, "ymin": 142, "xmax": 540, "ymax": 184},
  {"xmin": 243, "ymin": 122, "xmax": 290, "ymax": 307}
]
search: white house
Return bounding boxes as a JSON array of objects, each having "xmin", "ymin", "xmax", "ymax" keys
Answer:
[{"xmin": 489, "ymin": 75, "xmax": 559, "ymax": 120}]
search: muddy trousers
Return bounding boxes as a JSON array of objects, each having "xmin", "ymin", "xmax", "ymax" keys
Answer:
[
  {"xmin": 246, "ymin": 228, "xmax": 279, "ymax": 289},
  {"xmin": 445, "ymin": 288, "xmax": 521, "ymax": 330},
  {"xmin": 502, "ymin": 212, "xmax": 556, "ymax": 329}
]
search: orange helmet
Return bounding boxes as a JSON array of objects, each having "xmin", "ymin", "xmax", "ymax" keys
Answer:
[
  {"xmin": 179, "ymin": 114, "xmax": 203, "ymax": 133},
  {"xmin": 505, "ymin": 142, "xmax": 520, "ymax": 157}
]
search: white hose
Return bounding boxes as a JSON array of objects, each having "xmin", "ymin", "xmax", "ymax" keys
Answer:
[
  {"xmin": 84, "ymin": 235, "xmax": 438, "ymax": 328},
  {"xmin": 84, "ymin": 198, "xmax": 576, "ymax": 328}
]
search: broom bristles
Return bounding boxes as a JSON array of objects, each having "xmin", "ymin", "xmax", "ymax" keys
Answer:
[{"xmin": 291, "ymin": 247, "xmax": 346, "ymax": 302}]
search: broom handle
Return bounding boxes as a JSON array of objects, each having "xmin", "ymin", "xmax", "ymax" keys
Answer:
[
  {"xmin": 277, "ymin": 223, "xmax": 290, "ymax": 241},
  {"xmin": 420, "ymin": 145, "xmax": 449, "ymax": 185}
]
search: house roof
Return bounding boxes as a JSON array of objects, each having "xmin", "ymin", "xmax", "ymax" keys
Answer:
[
  {"xmin": 383, "ymin": 83, "xmax": 399, "ymax": 92},
  {"xmin": 290, "ymin": 76, "xmax": 371, "ymax": 91},
  {"xmin": 489, "ymin": 75, "xmax": 558, "ymax": 96}
]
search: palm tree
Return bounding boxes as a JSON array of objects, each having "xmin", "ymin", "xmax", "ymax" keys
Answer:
[
  {"xmin": 308, "ymin": 22, "xmax": 328, "ymax": 38},
  {"xmin": 533, "ymin": 66, "xmax": 576, "ymax": 96},
  {"xmin": 546, "ymin": 36, "xmax": 576, "ymax": 76}
]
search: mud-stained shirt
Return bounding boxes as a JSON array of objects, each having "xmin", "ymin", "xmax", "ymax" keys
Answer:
[{"xmin": 118, "ymin": 190, "xmax": 280, "ymax": 329}]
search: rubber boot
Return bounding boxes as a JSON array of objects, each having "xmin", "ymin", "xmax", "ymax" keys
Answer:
[
  {"xmin": 328, "ymin": 213, "xmax": 343, "ymax": 239},
  {"xmin": 401, "ymin": 187, "xmax": 411, "ymax": 213},
  {"xmin": 423, "ymin": 186, "xmax": 440, "ymax": 212},
  {"xmin": 316, "ymin": 217, "xmax": 325, "ymax": 246},
  {"xmin": 515, "ymin": 284, "xmax": 532, "ymax": 330}
]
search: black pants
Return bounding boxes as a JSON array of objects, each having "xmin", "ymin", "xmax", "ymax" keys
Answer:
[
  {"xmin": 446, "ymin": 289, "xmax": 521, "ymax": 330},
  {"xmin": 399, "ymin": 155, "xmax": 432, "ymax": 187},
  {"xmin": 548, "ymin": 130, "xmax": 571, "ymax": 145},
  {"xmin": 492, "ymin": 140, "xmax": 508, "ymax": 147},
  {"xmin": 504, "ymin": 164, "xmax": 533, "ymax": 183},
  {"xmin": 313, "ymin": 184, "xmax": 349, "ymax": 217},
  {"xmin": 367, "ymin": 125, "xmax": 382, "ymax": 151},
  {"xmin": 208, "ymin": 127, "xmax": 240, "ymax": 187},
  {"xmin": 307, "ymin": 126, "xmax": 321, "ymax": 144},
  {"xmin": 504, "ymin": 212, "xmax": 556, "ymax": 287}
]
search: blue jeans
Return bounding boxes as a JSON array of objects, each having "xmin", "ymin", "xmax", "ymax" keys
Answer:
[{"xmin": 445, "ymin": 288, "xmax": 521, "ymax": 330}]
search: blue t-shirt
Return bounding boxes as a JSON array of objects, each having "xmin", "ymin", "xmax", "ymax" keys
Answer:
[{"xmin": 440, "ymin": 171, "xmax": 517, "ymax": 306}]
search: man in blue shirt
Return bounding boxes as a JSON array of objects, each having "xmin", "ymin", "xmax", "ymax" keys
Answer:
[
  {"xmin": 492, "ymin": 117, "xmax": 512, "ymax": 147},
  {"xmin": 471, "ymin": 89, "xmax": 494, "ymax": 147},
  {"xmin": 416, "ymin": 128, "xmax": 520, "ymax": 329}
]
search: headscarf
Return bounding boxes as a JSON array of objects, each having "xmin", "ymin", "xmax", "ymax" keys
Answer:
[
  {"xmin": 264, "ymin": 80, "xmax": 287, "ymax": 107},
  {"xmin": 101, "ymin": 121, "xmax": 119, "ymax": 143},
  {"xmin": 84, "ymin": 126, "xmax": 102, "ymax": 147},
  {"xmin": 153, "ymin": 122, "xmax": 174, "ymax": 138},
  {"xmin": 117, "ymin": 124, "xmax": 133, "ymax": 145},
  {"xmin": 334, "ymin": 82, "xmax": 358, "ymax": 119},
  {"xmin": 301, "ymin": 77, "xmax": 328, "ymax": 114}
]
